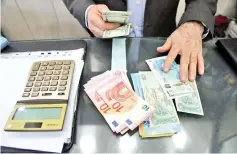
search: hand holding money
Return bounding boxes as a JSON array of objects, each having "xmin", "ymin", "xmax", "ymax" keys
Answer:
[
  {"xmin": 101, "ymin": 10, "xmax": 132, "ymax": 38},
  {"xmin": 87, "ymin": 5, "xmax": 120, "ymax": 37}
]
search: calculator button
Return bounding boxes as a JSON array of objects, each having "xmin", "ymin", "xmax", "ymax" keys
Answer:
[
  {"xmin": 49, "ymin": 87, "xmax": 57, "ymax": 91},
  {"xmin": 22, "ymin": 93, "xmax": 30, "ymax": 97},
  {"xmin": 42, "ymin": 93, "xmax": 52, "ymax": 96},
  {"xmin": 36, "ymin": 76, "xmax": 44, "ymax": 81},
  {"xmin": 47, "ymin": 66, "xmax": 54, "ymax": 70},
  {"xmin": 64, "ymin": 61, "xmax": 71, "ymax": 65},
  {"xmin": 24, "ymin": 88, "xmax": 32, "ymax": 92},
  {"xmin": 52, "ymin": 76, "xmax": 59, "ymax": 80},
  {"xmin": 32, "ymin": 64, "xmax": 40, "ymax": 71},
  {"xmin": 42, "ymin": 81, "xmax": 50, "ymax": 86},
  {"xmin": 46, "ymin": 71, "xmax": 53, "ymax": 75},
  {"xmin": 44, "ymin": 76, "xmax": 51, "ymax": 81},
  {"xmin": 26, "ymin": 82, "xmax": 33, "ymax": 87},
  {"xmin": 35, "ymin": 82, "xmax": 42, "ymax": 87},
  {"xmin": 63, "ymin": 66, "xmax": 70, "ymax": 70},
  {"xmin": 49, "ymin": 62, "xmax": 56, "ymax": 66},
  {"xmin": 55, "ymin": 65, "xmax": 62, "ymax": 70},
  {"xmin": 58, "ymin": 87, "xmax": 66, "ymax": 91},
  {"xmin": 50, "ymin": 81, "xmax": 58, "ymax": 86},
  {"xmin": 62, "ymin": 70, "xmax": 69, "ymax": 75},
  {"xmin": 30, "ymin": 72, "xmax": 37, "ymax": 76},
  {"xmin": 61, "ymin": 76, "xmax": 68, "ymax": 80},
  {"xmin": 32, "ymin": 92, "xmax": 39, "ymax": 97},
  {"xmin": 41, "ymin": 87, "xmax": 48, "ymax": 91},
  {"xmin": 38, "ymin": 71, "xmax": 45, "ymax": 76},
  {"xmin": 42, "ymin": 62, "xmax": 49, "ymax": 66},
  {"xmin": 59, "ymin": 81, "xmax": 67, "ymax": 86},
  {"xmin": 56, "ymin": 61, "xmax": 63, "ymax": 65},
  {"xmin": 40, "ymin": 67, "xmax": 47, "ymax": 71},
  {"xmin": 33, "ymin": 87, "xmax": 40, "ymax": 92},
  {"xmin": 54, "ymin": 71, "xmax": 61, "ymax": 75},
  {"xmin": 58, "ymin": 92, "xmax": 65, "ymax": 95},
  {"xmin": 28, "ymin": 77, "xmax": 35, "ymax": 81}
]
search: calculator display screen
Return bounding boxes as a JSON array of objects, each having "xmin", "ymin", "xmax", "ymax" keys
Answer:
[{"xmin": 13, "ymin": 107, "xmax": 62, "ymax": 120}]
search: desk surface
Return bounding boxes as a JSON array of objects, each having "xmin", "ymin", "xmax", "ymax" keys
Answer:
[{"xmin": 2, "ymin": 38, "xmax": 237, "ymax": 153}]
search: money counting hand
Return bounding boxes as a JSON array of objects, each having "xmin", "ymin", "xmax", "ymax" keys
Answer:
[{"xmin": 4, "ymin": 60, "xmax": 75, "ymax": 131}]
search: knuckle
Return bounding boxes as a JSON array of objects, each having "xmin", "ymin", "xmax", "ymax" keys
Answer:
[
  {"xmin": 172, "ymin": 44, "xmax": 180, "ymax": 51},
  {"xmin": 184, "ymin": 39, "xmax": 194, "ymax": 46},
  {"xmin": 169, "ymin": 52, "xmax": 177, "ymax": 58},
  {"xmin": 190, "ymin": 55, "xmax": 197, "ymax": 63}
]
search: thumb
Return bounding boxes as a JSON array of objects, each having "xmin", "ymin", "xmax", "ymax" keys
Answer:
[
  {"xmin": 97, "ymin": 4, "xmax": 110, "ymax": 13},
  {"xmin": 157, "ymin": 37, "xmax": 172, "ymax": 53}
]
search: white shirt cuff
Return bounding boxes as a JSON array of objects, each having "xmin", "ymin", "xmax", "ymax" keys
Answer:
[
  {"xmin": 201, "ymin": 22, "xmax": 210, "ymax": 39},
  {"xmin": 85, "ymin": 5, "xmax": 95, "ymax": 28}
]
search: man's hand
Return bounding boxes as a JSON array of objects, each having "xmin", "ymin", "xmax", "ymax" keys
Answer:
[
  {"xmin": 87, "ymin": 5, "xmax": 120, "ymax": 37},
  {"xmin": 157, "ymin": 22, "xmax": 204, "ymax": 82}
]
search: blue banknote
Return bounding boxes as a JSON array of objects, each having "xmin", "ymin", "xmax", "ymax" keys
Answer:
[{"xmin": 130, "ymin": 73, "xmax": 145, "ymax": 100}]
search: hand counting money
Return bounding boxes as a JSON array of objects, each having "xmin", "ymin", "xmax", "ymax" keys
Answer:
[
  {"xmin": 101, "ymin": 10, "xmax": 132, "ymax": 38},
  {"xmin": 146, "ymin": 56, "xmax": 194, "ymax": 99}
]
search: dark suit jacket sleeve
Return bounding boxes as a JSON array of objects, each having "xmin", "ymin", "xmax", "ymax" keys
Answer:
[
  {"xmin": 63, "ymin": 0, "xmax": 94, "ymax": 30},
  {"xmin": 178, "ymin": 0, "xmax": 217, "ymax": 39}
]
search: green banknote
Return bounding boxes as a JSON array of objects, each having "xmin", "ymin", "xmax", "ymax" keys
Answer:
[
  {"xmin": 138, "ymin": 71, "xmax": 180, "ymax": 137},
  {"xmin": 175, "ymin": 81, "xmax": 204, "ymax": 115}
]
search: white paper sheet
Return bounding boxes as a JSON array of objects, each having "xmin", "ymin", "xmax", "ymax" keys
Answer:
[{"xmin": 0, "ymin": 49, "xmax": 84, "ymax": 153}]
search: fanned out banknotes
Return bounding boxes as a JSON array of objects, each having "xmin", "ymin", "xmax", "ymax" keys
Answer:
[
  {"xmin": 102, "ymin": 11, "xmax": 132, "ymax": 38},
  {"xmin": 84, "ymin": 70, "xmax": 154, "ymax": 135},
  {"xmin": 145, "ymin": 56, "xmax": 204, "ymax": 116},
  {"xmin": 129, "ymin": 56, "xmax": 204, "ymax": 138}
]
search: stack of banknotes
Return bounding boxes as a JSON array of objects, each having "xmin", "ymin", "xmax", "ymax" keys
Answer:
[
  {"xmin": 102, "ymin": 11, "xmax": 132, "ymax": 38},
  {"xmin": 84, "ymin": 56, "xmax": 204, "ymax": 137},
  {"xmin": 130, "ymin": 56, "xmax": 204, "ymax": 138},
  {"xmin": 84, "ymin": 70, "xmax": 154, "ymax": 135}
]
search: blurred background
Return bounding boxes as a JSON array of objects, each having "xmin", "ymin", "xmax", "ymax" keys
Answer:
[{"xmin": 1, "ymin": 0, "xmax": 237, "ymax": 41}]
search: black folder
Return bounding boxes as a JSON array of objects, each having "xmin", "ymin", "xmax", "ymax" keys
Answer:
[{"xmin": 216, "ymin": 38, "xmax": 237, "ymax": 71}]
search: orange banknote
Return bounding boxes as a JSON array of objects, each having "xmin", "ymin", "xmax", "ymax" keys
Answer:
[{"xmin": 97, "ymin": 78, "xmax": 154, "ymax": 130}]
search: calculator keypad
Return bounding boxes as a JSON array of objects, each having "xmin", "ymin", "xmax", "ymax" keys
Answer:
[{"xmin": 22, "ymin": 60, "xmax": 74, "ymax": 99}]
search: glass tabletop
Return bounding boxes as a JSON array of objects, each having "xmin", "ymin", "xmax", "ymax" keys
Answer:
[{"xmin": 73, "ymin": 37, "xmax": 237, "ymax": 153}]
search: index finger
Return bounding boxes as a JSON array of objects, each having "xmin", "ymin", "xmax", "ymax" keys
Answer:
[{"xmin": 163, "ymin": 45, "xmax": 179, "ymax": 72}]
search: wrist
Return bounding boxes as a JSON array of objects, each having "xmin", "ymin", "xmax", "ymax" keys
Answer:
[
  {"xmin": 185, "ymin": 21, "xmax": 204, "ymax": 35},
  {"xmin": 85, "ymin": 5, "xmax": 95, "ymax": 28},
  {"xmin": 183, "ymin": 22, "xmax": 204, "ymax": 36}
]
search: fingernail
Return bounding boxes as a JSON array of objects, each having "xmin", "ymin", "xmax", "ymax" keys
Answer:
[
  {"xmin": 157, "ymin": 47, "xmax": 162, "ymax": 51},
  {"xmin": 180, "ymin": 73, "xmax": 186, "ymax": 82},
  {"xmin": 200, "ymin": 69, "xmax": 204, "ymax": 75},
  {"xmin": 163, "ymin": 66, "xmax": 169, "ymax": 72},
  {"xmin": 189, "ymin": 74, "xmax": 195, "ymax": 81}
]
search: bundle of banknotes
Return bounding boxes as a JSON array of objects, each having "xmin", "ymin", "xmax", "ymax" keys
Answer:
[
  {"xmin": 102, "ymin": 11, "xmax": 132, "ymax": 38},
  {"xmin": 84, "ymin": 56, "xmax": 204, "ymax": 137},
  {"xmin": 130, "ymin": 56, "xmax": 204, "ymax": 138},
  {"xmin": 84, "ymin": 70, "xmax": 154, "ymax": 135}
]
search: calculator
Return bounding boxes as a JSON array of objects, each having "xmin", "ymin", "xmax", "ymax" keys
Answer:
[
  {"xmin": 20, "ymin": 60, "xmax": 75, "ymax": 103},
  {"xmin": 4, "ymin": 60, "xmax": 75, "ymax": 131}
]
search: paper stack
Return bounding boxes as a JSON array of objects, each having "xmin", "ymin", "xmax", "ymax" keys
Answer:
[{"xmin": 0, "ymin": 49, "xmax": 85, "ymax": 153}]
